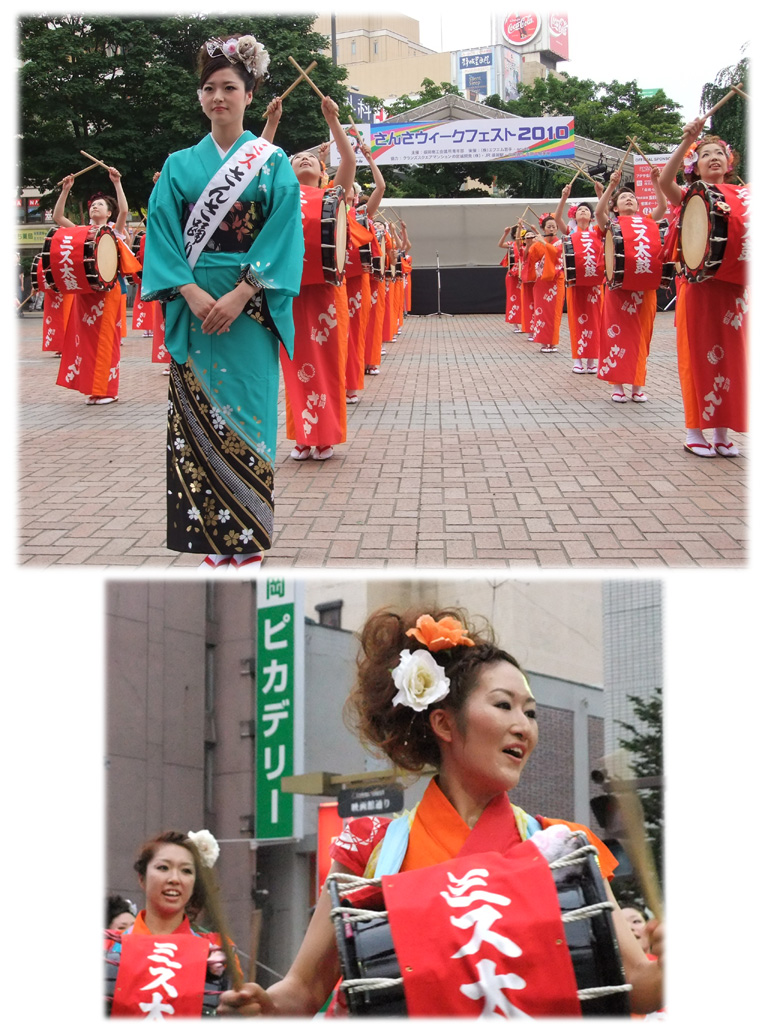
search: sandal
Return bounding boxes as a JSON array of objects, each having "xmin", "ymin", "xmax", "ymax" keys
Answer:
[
  {"xmin": 631, "ymin": 391, "xmax": 648, "ymax": 403},
  {"xmin": 290, "ymin": 444, "xmax": 312, "ymax": 461},
  {"xmin": 714, "ymin": 441, "xmax": 740, "ymax": 457},
  {"xmin": 611, "ymin": 391, "xmax": 628, "ymax": 403},
  {"xmin": 312, "ymin": 445, "xmax": 334, "ymax": 461},
  {"xmin": 683, "ymin": 442, "xmax": 715, "ymax": 458}
]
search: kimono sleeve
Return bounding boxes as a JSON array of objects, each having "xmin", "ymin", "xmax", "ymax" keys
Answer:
[
  {"xmin": 140, "ymin": 153, "xmax": 195, "ymax": 303},
  {"xmin": 236, "ymin": 148, "xmax": 303, "ymax": 300},
  {"xmin": 328, "ymin": 815, "xmax": 392, "ymax": 876}
]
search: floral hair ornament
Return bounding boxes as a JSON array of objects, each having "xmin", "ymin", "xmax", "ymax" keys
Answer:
[
  {"xmin": 406, "ymin": 614, "xmax": 476, "ymax": 652},
  {"xmin": 187, "ymin": 829, "xmax": 220, "ymax": 868},
  {"xmin": 391, "ymin": 648, "xmax": 450, "ymax": 712},
  {"xmin": 205, "ymin": 35, "xmax": 270, "ymax": 79}
]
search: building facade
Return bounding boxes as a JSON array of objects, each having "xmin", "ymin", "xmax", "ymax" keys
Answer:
[{"xmin": 313, "ymin": 12, "xmax": 567, "ymax": 106}]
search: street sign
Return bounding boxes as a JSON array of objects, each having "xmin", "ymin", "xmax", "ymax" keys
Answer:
[{"xmin": 337, "ymin": 785, "xmax": 404, "ymax": 819}]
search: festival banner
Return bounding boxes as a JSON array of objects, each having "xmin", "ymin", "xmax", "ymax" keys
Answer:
[
  {"xmin": 634, "ymin": 153, "xmax": 673, "ymax": 217},
  {"xmin": 332, "ymin": 117, "xmax": 574, "ymax": 167},
  {"xmin": 255, "ymin": 578, "xmax": 305, "ymax": 841}
]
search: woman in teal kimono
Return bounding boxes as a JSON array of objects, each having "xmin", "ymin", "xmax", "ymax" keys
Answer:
[{"xmin": 141, "ymin": 33, "xmax": 303, "ymax": 568}]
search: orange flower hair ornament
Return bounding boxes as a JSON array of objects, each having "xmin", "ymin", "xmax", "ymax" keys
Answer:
[
  {"xmin": 391, "ymin": 616, "xmax": 475, "ymax": 712},
  {"xmin": 406, "ymin": 614, "xmax": 476, "ymax": 652}
]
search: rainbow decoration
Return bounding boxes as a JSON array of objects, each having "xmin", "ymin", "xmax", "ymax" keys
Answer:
[{"xmin": 366, "ymin": 118, "xmax": 575, "ymax": 165}]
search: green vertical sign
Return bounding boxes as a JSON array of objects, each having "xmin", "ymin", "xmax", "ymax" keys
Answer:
[{"xmin": 256, "ymin": 579, "xmax": 298, "ymax": 840}]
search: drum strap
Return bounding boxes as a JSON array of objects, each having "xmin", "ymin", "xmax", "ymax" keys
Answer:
[{"xmin": 184, "ymin": 137, "xmax": 277, "ymax": 269}]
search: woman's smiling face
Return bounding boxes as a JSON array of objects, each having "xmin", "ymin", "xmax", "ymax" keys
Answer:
[
  {"xmin": 696, "ymin": 141, "xmax": 729, "ymax": 183},
  {"xmin": 444, "ymin": 660, "xmax": 539, "ymax": 798},
  {"xmin": 140, "ymin": 842, "xmax": 196, "ymax": 919}
]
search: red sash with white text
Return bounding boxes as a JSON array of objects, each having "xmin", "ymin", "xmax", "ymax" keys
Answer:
[
  {"xmin": 111, "ymin": 932, "xmax": 208, "ymax": 1017},
  {"xmin": 384, "ymin": 845, "xmax": 580, "ymax": 1017}
]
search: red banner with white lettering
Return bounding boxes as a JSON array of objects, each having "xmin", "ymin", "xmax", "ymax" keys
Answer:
[
  {"xmin": 383, "ymin": 845, "xmax": 581, "ymax": 1017},
  {"xmin": 112, "ymin": 933, "xmax": 208, "ymax": 1017}
]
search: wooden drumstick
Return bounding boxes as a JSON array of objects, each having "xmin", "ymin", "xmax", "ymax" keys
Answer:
[
  {"xmin": 288, "ymin": 56, "xmax": 325, "ymax": 101},
  {"xmin": 567, "ymin": 162, "xmax": 589, "ymax": 188},
  {"xmin": 615, "ymin": 139, "xmax": 636, "ymax": 178},
  {"xmin": 626, "ymin": 136, "xmax": 655, "ymax": 170},
  {"xmin": 80, "ymin": 149, "xmax": 112, "ymax": 171},
  {"xmin": 604, "ymin": 752, "xmax": 664, "ymax": 922},
  {"xmin": 57, "ymin": 162, "xmax": 100, "ymax": 186},
  {"xmin": 263, "ymin": 61, "xmax": 319, "ymax": 115},
  {"xmin": 701, "ymin": 82, "xmax": 742, "ymax": 121},
  {"xmin": 348, "ymin": 117, "xmax": 364, "ymax": 142},
  {"xmin": 569, "ymin": 161, "xmax": 599, "ymax": 186},
  {"xmin": 731, "ymin": 84, "xmax": 749, "ymax": 102},
  {"xmin": 278, "ymin": 60, "xmax": 317, "ymax": 102}
]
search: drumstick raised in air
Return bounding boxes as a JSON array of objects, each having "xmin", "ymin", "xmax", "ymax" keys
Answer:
[
  {"xmin": 276, "ymin": 60, "xmax": 317, "ymax": 103},
  {"xmin": 567, "ymin": 162, "xmax": 589, "ymax": 188},
  {"xmin": 288, "ymin": 56, "xmax": 326, "ymax": 100},
  {"xmin": 731, "ymin": 83, "xmax": 749, "ymax": 102},
  {"xmin": 701, "ymin": 82, "xmax": 743, "ymax": 121},
  {"xmin": 80, "ymin": 149, "xmax": 111, "ymax": 171},
  {"xmin": 626, "ymin": 136, "xmax": 655, "ymax": 170},
  {"xmin": 568, "ymin": 161, "xmax": 600, "ymax": 186},
  {"xmin": 348, "ymin": 118, "xmax": 364, "ymax": 142},
  {"xmin": 615, "ymin": 139, "xmax": 636, "ymax": 178},
  {"xmin": 57, "ymin": 162, "xmax": 100, "ymax": 186},
  {"xmin": 603, "ymin": 751, "xmax": 664, "ymax": 923}
]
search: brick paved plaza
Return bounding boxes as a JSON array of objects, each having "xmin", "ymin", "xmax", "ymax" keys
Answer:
[{"xmin": 17, "ymin": 307, "xmax": 747, "ymax": 568}]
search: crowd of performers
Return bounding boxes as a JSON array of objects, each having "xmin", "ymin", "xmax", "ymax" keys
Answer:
[
  {"xmin": 105, "ymin": 610, "xmax": 666, "ymax": 1018},
  {"xmin": 32, "ymin": 27, "xmax": 747, "ymax": 571},
  {"xmin": 34, "ymin": 31, "xmax": 411, "ymax": 570},
  {"xmin": 500, "ymin": 126, "xmax": 749, "ymax": 458}
]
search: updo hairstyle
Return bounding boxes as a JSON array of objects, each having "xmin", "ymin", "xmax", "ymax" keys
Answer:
[
  {"xmin": 197, "ymin": 34, "xmax": 260, "ymax": 93},
  {"xmin": 133, "ymin": 829, "xmax": 208, "ymax": 913},
  {"xmin": 344, "ymin": 607, "xmax": 523, "ymax": 773}
]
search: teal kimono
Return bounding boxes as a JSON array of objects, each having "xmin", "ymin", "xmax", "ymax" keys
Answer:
[{"xmin": 141, "ymin": 131, "xmax": 303, "ymax": 554}]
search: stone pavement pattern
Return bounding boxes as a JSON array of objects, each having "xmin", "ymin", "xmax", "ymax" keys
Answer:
[{"xmin": 18, "ymin": 308, "xmax": 746, "ymax": 568}]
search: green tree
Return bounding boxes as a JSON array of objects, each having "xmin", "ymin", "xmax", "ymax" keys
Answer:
[
  {"xmin": 610, "ymin": 688, "xmax": 664, "ymax": 911},
  {"xmin": 491, "ymin": 74, "xmax": 683, "ymax": 153},
  {"xmin": 700, "ymin": 48, "xmax": 748, "ymax": 178},
  {"xmin": 18, "ymin": 15, "xmax": 348, "ymax": 216}
]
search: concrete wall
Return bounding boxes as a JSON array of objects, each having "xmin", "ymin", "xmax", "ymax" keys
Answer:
[{"xmin": 304, "ymin": 577, "xmax": 604, "ymax": 687}]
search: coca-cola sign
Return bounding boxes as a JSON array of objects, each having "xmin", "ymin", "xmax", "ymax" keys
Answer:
[
  {"xmin": 502, "ymin": 13, "xmax": 541, "ymax": 46},
  {"xmin": 548, "ymin": 13, "xmax": 569, "ymax": 58}
]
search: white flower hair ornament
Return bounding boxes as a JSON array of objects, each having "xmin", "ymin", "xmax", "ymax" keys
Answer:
[
  {"xmin": 187, "ymin": 829, "xmax": 220, "ymax": 868},
  {"xmin": 391, "ymin": 648, "xmax": 450, "ymax": 712},
  {"xmin": 205, "ymin": 35, "xmax": 270, "ymax": 79}
]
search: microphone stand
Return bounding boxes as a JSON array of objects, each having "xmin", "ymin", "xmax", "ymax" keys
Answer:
[{"xmin": 423, "ymin": 251, "xmax": 453, "ymax": 318}]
